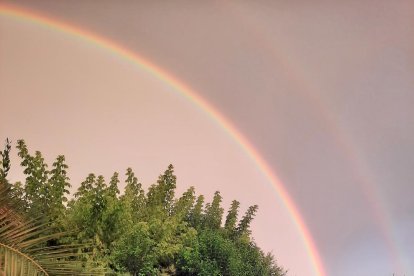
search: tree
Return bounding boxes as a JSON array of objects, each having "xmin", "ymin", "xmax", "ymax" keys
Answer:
[
  {"xmin": 225, "ymin": 200, "xmax": 240, "ymax": 233},
  {"xmin": 204, "ymin": 191, "xmax": 224, "ymax": 229},
  {"xmin": 146, "ymin": 164, "xmax": 177, "ymax": 219},
  {"xmin": 68, "ymin": 173, "xmax": 129, "ymax": 270},
  {"xmin": 120, "ymin": 168, "xmax": 145, "ymax": 222},
  {"xmin": 16, "ymin": 140, "xmax": 49, "ymax": 216},
  {"xmin": 107, "ymin": 172, "xmax": 120, "ymax": 198},
  {"xmin": 112, "ymin": 222, "xmax": 157, "ymax": 275},
  {"xmin": 173, "ymin": 186, "xmax": 196, "ymax": 220},
  {"xmin": 237, "ymin": 204, "xmax": 259, "ymax": 236},
  {"xmin": 48, "ymin": 155, "xmax": 71, "ymax": 224},
  {"xmin": 189, "ymin": 195, "xmax": 204, "ymax": 229},
  {"xmin": 0, "ymin": 138, "xmax": 11, "ymax": 182},
  {"xmin": 75, "ymin": 173, "xmax": 95, "ymax": 198},
  {"xmin": 6, "ymin": 138, "xmax": 287, "ymax": 275},
  {"xmin": 0, "ymin": 139, "xmax": 102, "ymax": 275},
  {"xmin": 0, "ymin": 180, "xmax": 103, "ymax": 275}
]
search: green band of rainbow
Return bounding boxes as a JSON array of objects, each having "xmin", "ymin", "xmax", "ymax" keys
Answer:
[{"xmin": 0, "ymin": 4, "xmax": 325, "ymax": 276}]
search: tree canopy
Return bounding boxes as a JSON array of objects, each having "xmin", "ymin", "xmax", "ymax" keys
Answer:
[{"xmin": 1, "ymin": 139, "xmax": 287, "ymax": 275}]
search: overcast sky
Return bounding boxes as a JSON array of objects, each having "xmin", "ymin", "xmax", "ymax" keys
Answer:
[{"xmin": 1, "ymin": 1, "xmax": 413, "ymax": 275}]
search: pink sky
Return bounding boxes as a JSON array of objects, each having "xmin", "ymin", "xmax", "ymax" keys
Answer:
[
  {"xmin": 0, "ymin": 13, "xmax": 316, "ymax": 275},
  {"xmin": 1, "ymin": 1, "xmax": 414, "ymax": 275}
]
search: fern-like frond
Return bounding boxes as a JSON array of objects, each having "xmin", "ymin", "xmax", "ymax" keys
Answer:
[{"xmin": 0, "ymin": 181, "xmax": 104, "ymax": 275}]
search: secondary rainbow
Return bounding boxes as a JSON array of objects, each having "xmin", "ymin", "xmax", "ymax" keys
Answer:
[
  {"xmin": 224, "ymin": 5, "xmax": 404, "ymax": 273},
  {"xmin": 0, "ymin": 4, "xmax": 326, "ymax": 276}
]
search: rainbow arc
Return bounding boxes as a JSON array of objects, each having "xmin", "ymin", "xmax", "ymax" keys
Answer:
[{"xmin": 0, "ymin": 4, "xmax": 326, "ymax": 276}]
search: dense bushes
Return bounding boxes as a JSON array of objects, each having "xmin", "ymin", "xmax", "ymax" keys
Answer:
[{"xmin": 2, "ymin": 139, "xmax": 286, "ymax": 275}]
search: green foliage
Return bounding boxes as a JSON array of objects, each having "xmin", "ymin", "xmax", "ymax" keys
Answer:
[
  {"xmin": 112, "ymin": 222, "xmax": 157, "ymax": 275},
  {"xmin": 189, "ymin": 195, "xmax": 204, "ymax": 229},
  {"xmin": 67, "ymin": 172, "xmax": 130, "ymax": 269},
  {"xmin": 237, "ymin": 204, "xmax": 259, "ymax": 236},
  {"xmin": 0, "ymin": 138, "xmax": 11, "ymax": 181},
  {"xmin": 0, "ymin": 169, "xmax": 102, "ymax": 275},
  {"xmin": 6, "ymin": 139, "xmax": 287, "ymax": 275},
  {"xmin": 48, "ymin": 155, "xmax": 71, "ymax": 224},
  {"xmin": 204, "ymin": 191, "xmax": 224, "ymax": 229},
  {"xmin": 17, "ymin": 140, "xmax": 49, "ymax": 214},
  {"xmin": 177, "ymin": 229, "xmax": 286, "ymax": 276},
  {"xmin": 108, "ymin": 172, "xmax": 120, "ymax": 198},
  {"xmin": 120, "ymin": 168, "xmax": 145, "ymax": 222},
  {"xmin": 225, "ymin": 200, "xmax": 240, "ymax": 233},
  {"xmin": 173, "ymin": 186, "xmax": 195, "ymax": 220},
  {"xmin": 15, "ymin": 140, "xmax": 71, "ymax": 225},
  {"xmin": 146, "ymin": 164, "xmax": 176, "ymax": 219}
]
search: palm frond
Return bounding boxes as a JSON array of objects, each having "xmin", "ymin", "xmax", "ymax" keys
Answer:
[{"xmin": 0, "ymin": 181, "xmax": 104, "ymax": 275}]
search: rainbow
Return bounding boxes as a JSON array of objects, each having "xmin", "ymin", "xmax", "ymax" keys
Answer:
[
  {"xmin": 0, "ymin": 3, "xmax": 326, "ymax": 276},
  {"xmin": 221, "ymin": 4, "xmax": 404, "ymax": 273}
]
